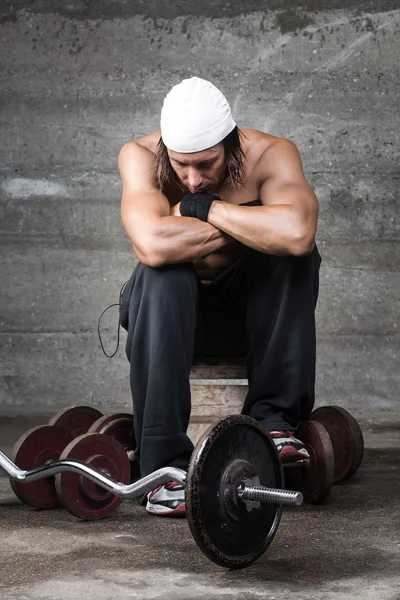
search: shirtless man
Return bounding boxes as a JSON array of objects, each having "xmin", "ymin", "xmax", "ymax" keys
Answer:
[{"xmin": 118, "ymin": 77, "xmax": 321, "ymax": 517}]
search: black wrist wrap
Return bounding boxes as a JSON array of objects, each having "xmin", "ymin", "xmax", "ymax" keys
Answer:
[{"xmin": 180, "ymin": 193, "xmax": 221, "ymax": 221}]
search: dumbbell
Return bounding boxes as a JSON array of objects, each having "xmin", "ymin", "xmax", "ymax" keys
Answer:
[
  {"xmin": 1, "ymin": 414, "xmax": 302, "ymax": 569},
  {"xmin": 49, "ymin": 406, "xmax": 139, "ymax": 479},
  {"xmin": 48, "ymin": 405, "xmax": 104, "ymax": 437},
  {"xmin": 8, "ymin": 405, "xmax": 103, "ymax": 509},
  {"xmin": 283, "ymin": 406, "xmax": 364, "ymax": 503},
  {"xmin": 310, "ymin": 406, "xmax": 364, "ymax": 483},
  {"xmin": 9, "ymin": 409, "xmax": 137, "ymax": 512},
  {"xmin": 88, "ymin": 413, "xmax": 140, "ymax": 483}
]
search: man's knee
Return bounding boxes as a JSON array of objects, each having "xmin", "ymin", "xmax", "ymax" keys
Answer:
[
  {"xmin": 133, "ymin": 261, "xmax": 199, "ymax": 300},
  {"xmin": 121, "ymin": 262, "xmax": 199, "ymax": 347}
]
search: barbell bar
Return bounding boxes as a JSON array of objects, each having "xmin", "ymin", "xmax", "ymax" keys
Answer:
[{"xmin": 0, "ymin": 448, "xmax": 302, "ymax": 507}]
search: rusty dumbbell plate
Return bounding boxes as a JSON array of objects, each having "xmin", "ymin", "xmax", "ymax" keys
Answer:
[
  {"xmin": 88, "ymin": 413, "xmax": 133, "ymax": 434},
  {"xmin": 10, "ymin": 425, "xmax": 74, "ymax": 509},
  {"xmin": 55, "ymin": 433, "xmax": 130, "ymax": 520},
  {"xmin": 49, "ymin": 406, "xmax": 103, "ymax": 437},
  {"xmin": 296, "ymin": 420, "xmax": 335, "ymax": 504},
  {"xmin": 310, "ymin": 406, "xmax": 364, "ymax": 483},
  {"xmin": 89, "ymin": 414, "xmax": 140, "ymax": 483},
  {"xmin": 186, "ymin": 414, "xmax": 283, "ymax": 569}
]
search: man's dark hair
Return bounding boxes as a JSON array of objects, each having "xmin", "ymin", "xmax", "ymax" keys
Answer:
[{"xmin": 155, "ymin": 126, "xmax": 246, "ymax": 192}]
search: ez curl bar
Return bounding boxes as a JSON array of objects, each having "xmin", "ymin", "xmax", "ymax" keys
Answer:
[{"xmin": 0, "ymin": 414, "xmax": 301, "ymax": 569}]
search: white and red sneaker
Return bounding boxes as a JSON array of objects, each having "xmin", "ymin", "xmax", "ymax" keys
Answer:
[
  {"xmin": 269, "ymin": 430, "xmax": 310, "ymax": 463},
  {"xmin": 146, "ymin": 481, "xmax": 186, "ymax": 517}
]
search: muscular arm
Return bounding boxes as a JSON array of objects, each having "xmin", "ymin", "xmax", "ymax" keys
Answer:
[
  {"xmin": 119, "ymin": 142, "xmax": 232, "ymax": 267},
  {"xmin": 208, "ymin": 139, "xmax": 319, "ymax": 256}
]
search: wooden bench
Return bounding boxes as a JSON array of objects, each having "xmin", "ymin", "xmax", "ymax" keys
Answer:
[{"xmin": 188, "ymin": 357, "xmax": 248, "ymax": 444}]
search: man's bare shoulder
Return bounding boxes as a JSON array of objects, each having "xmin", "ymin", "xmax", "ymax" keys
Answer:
[
  {"xmin": 243, "ymin": 130, "xmax": 301, "ymax": 178},
  {"xmin": 242, "ymin": 128, "xmax": 295, "ymax": 158},
  {"xmin": 135, "ymin": 131, "xmax": 161, "ymax": 155},
  {"xmin": 118, "ymin": 139, "xmax": 158, "ymax": 190},
  {"xmin": 118, "ymin": 132, "xmax": 160, "ymax": 169},
  {"xmin": 239, "ymin": 129, "xmax": 294, "ymax": 184}
]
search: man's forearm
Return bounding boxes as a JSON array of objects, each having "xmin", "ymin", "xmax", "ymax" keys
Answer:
[
  {"xmin": 142, "ymin": 215, "xmax": 232, "ymax": 267},
  {"xmin": 207, "ymin": 201, "xmax": 316, "ymax": 256}
]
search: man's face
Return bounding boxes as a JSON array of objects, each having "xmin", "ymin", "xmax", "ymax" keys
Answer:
[{"xmin": 167, "ymin": 143, "xmax": 225, "ymax": 194}]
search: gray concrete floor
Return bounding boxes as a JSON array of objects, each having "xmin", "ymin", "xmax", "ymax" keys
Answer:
[{"xmin": 0, "ymin": 414, "xmax": 399, "ymax": 600}]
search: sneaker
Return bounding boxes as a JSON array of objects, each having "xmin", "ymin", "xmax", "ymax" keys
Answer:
[
  {"xmin": 269, "ymin": 430, "xmax": 310, "ymax": 463},
  {"xmin": 146, "ymin": 481, "xmax": 186, "ymax": 517}
]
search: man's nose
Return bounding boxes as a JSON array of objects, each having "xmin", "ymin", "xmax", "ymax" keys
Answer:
[{"xmin": 187, "ymin": 168, "xmax": 203, "ymax": 189}]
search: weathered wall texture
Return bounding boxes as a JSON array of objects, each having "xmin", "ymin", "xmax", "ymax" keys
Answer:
[{"xmin": 0, "ymin": 1, "xmax": 398, "ymax": 422}]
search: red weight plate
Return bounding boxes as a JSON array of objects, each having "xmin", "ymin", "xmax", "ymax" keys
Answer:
[
  {"xmin": 297, "ymin": 421, "xmax": 334, "ymax": 504},
  {"xmin": 55, "ymin": 433, "xmax": 130, "ymax": 520},
  {"xmin": 49, "ymin": 406, "xmax": 103, "ymax": 437},
  {"xmin": 310, "ymin": 406, "xmax": 364, "ymax": 483},
  {"xmin": 10, "ymin": 425, "xmax": 74, "ymax": 509},
  {"xmin": 87, "ymin": 413, "xmax": 132, "ymax": 434},
  {"xmin": 96, "ymin": 417, "xmax": 140, "ymax": 483}
]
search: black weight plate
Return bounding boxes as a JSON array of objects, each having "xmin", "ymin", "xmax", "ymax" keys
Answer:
[
  {"xmin": 10, "ymin": 425, "xmax": 74, "ymax": 509},
  {"xmin": 311, "ymin": 406, "xmax": 364, "ymax": 483},
  {"xmin": 297, "ymin": 420, "xmax": 334, "ymax": 504},
  {"xmin": 186, "ymin": 414, "xmax": 283, "ymax": 569},
  {"xmin": 49, "ymin": 406, "xmax": 103, "ymax": 437}
]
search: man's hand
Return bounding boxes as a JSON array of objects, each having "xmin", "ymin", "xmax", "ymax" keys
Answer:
[
  {"xmin": 171, "ymin": 193, "xmax": 221, "ymax": 220},
  {"xmin": 170, "ymin": 199, "xmax": 238, "ymax": 256},
  {"xmin": 180, "ymin": 192, "xmax": 221, "ymax": 221}
]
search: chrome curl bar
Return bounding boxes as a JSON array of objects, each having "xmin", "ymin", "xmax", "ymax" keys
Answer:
[{"xmin": 0, "ymin": 449, "xmax": 302, "ymax": 507}]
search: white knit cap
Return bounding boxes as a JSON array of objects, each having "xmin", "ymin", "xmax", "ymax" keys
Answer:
[{"xmin": 160, "ymin": 77, "xmax": 236, "ymax": 153}]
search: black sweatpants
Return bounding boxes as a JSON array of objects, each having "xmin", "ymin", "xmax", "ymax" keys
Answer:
[{"xmin": 120, "ymin": 246, "xmax": 321, "ymax": 477}]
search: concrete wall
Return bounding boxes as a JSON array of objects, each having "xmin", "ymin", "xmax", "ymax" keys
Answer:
[{"xmin": 0, "ymin": 1, "xmax": 399, "ymax": 422}]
